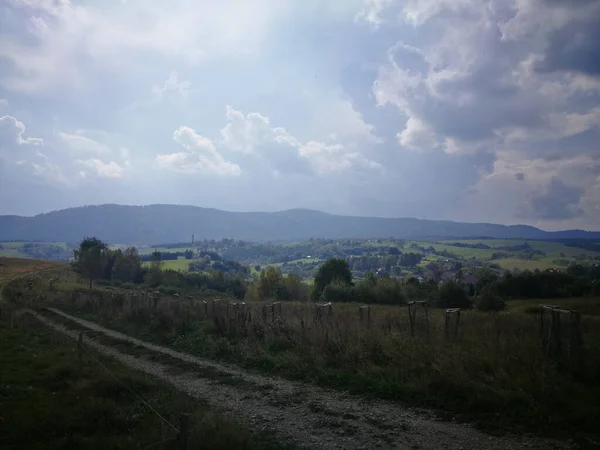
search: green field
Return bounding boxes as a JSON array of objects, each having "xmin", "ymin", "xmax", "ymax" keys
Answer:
[
  {"xmin": 437, "ymin": 239, "xmax": 598, "ymax": 258},
  {"xmin": 494, "ymin": 258, "xmax": 559, "ymax": 271},
  {"xmin": 137, "ymin": 247, "xmax": 192, "ymax": 255},
  {"xmin": 142, "ymin": 256, "xmax": 190, "ymax": 272},
  {"xmin": 413, "ymin": 241, "xmax": 499, "ymax": 260}
]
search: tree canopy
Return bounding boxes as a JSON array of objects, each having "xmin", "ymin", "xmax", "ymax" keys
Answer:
[
  {"xmin": 312, "ymin": 258, "xmax": 353, "ymax": 300},
  {"xmin": 71, "ymin": 237, "xmax": 108, "ymax": 289}
]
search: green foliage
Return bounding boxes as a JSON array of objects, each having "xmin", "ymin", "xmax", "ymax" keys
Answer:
[
  {"xmin": 0, "ymin": 320, "xmax": 282, "ymax": 450},
  {"xmin": 111, "ymin": 247, "xmax": 143, "ymax": 283},
  {"xmin": 437, "ymin": 281, "xmax": 472, "ymax": 309},
  {"xmin": 71, "ymin": 237, "xmax": 108, "ymax": 289},
  {"xmin": 476, "ymin": 285, "xmax": 506, "ymax": 311},
  {"xmin": 322, "ymin": 280, "xmax": 355, "ymax": 303},
  {"xmin": 312, "ymin": 258, "xmax": 352, "ymax": 300},
  {"xmin": 252, "ymin": 267, "xmax": 309, "ymax": 301}
]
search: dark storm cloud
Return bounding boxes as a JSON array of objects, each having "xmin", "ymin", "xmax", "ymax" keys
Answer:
[{"xmin": 529, "ymin": 177, "xmax": 584, "ymax": 219}]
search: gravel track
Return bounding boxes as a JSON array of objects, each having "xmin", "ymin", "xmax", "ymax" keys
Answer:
[{"xmin": 29, "ymin": 308, "xmax": 573, "ymax": 450}]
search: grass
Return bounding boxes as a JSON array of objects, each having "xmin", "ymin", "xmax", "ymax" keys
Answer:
[
  {"xmin": 0, "ymin": 257, "xmax": 65, "ymax": 285},
  {"xmin": 142, "ymin": 257, "xmax": 191, "ymax": 272},
  {"xmin": 0, "ymin": 315, "xmax": 286, "ymax": 450},
  {"xmin": 508, "ymin": 297, "xmax": 600, "ymax": 316},
  {"xmin": 437, "ymin": 239, "xmax": 600, "ymax": 259},
  {"xmin": 39, "ymin": 283, "xmax": 600, "ymax": 440},
  {"xmin": 413, "ymin": 241, "xmax": 498, "ymax": 260},
  {"xmin": 494, "ymin": 258, "xmax": 559, "ymax": 271},
  {"xmin": 138, "ymin": 247, "xmax": 194, "ymax": 255}
]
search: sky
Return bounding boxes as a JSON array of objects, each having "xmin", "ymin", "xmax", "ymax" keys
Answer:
[{"xmin": 0, "ymin": 0, "xmax": 599, "ymax": 231}]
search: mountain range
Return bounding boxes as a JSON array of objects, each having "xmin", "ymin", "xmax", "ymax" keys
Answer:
[{"xmin": 1, "ymin": 204, "xmax": 599, "ymax": 244}]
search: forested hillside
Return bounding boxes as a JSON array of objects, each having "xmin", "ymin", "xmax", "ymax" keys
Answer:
[{"xmin": 1, "ymin": 204, "xmax": 599, "ymax": 244}]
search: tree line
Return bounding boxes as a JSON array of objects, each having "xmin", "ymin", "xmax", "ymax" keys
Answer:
[{"xmin": 71, "ymin": 237, "xmax": 600, "ymax": 309}]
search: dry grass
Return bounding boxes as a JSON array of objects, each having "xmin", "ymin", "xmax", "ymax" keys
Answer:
[
  {"xmin": 34, "ymin": 286, "xmax": 600, "ymax": 437},
  {"xmin": 9, "ymin": 273, "xmax": 599, "ymax": 438},
  {"xmin": 0, "ymin": 257, "xmax": 66, "ymax": 284},
  {"xmin": 0, "ymin": 313, "xmax": 285, "ymax": 450}
]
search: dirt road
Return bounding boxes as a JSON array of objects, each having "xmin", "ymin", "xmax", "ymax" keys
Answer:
[{"xmin": 29, "ymin": 308, "xmax": 573, "ymax": 450}]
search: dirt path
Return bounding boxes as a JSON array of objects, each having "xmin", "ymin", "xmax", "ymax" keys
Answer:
[{"xmin": 30, "ymin": 308, "xmax": 572, "ymax": 450}]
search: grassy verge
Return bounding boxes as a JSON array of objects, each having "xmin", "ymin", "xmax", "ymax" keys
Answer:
[{"xmin": 0, "ymin": 316, "xmax": 288, "ymax": 450}]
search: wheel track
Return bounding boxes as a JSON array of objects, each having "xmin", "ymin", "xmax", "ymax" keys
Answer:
[{"xmin": 28, "ymin": 307, "xmax": 574, "ymax": 450}]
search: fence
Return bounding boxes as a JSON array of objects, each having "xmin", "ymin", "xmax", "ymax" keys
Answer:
[
  {"xmin": 444, "ymin": 308, "xmax": 460, "ymax": 341},
  {"xmin": 407, "ymin": 300, "xmax": 429, "ymax": 339},
  {"xmin": 539, "ymin": 305, "xmax": 584, "ymax": 374},
  {"xmin": 76, "ymin": 329, "xmax": 192, "ymax": 450},
  {"xmin": 15, "ymin": 309, "xmax": 193, "ymax": 450}
]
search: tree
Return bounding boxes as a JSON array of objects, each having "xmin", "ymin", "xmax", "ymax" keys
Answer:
[
  {"xmin": 72, "ymin": 237, "xmax": 108, "ymax": 289},
  {"xmin": 258, "ymin": 266, "xmax": 282, "ymax": 300},
  {"xmin": 112, "ymin": 246, "xmax": 142, "ymax": 282},
  {"xmin": 438, "ymin": 280, "xmax": 472, "ymax": 309},
  {"xmin": 476, "ymin": 284, "xmax": 506, "ymax": 311},
  {"xmin": 146, "ymin": 250, "xmax": 163, "ymax": 286},
  {"xmin": 312, "ymin": 258, "xmax": 353, "ymax": 300}
]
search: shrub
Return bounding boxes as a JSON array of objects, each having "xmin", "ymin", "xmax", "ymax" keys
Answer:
[
  {"xmin": 476, "ymin": 288, "xmax": 506, "ymax": 312},
  {"xmin": 437, "ymin": 281, "xmax": 472, "ymax": 309}
]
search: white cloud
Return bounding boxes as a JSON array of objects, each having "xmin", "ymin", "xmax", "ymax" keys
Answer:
[
  {"xmin": 157, "ymin": 126, "xmax": 241, "ymax": 176},
  {"xmin": 219, "ymin": 106, "xmax": 382, "ymax": 174},
  {"xmin": 58, "ymin": 131, "xmax": 112, "ymax": 155},
  {"xmin": 220, "ymin": 106, "xmax": 276, "ymax": 154},
  {"xmin": 151, "ymin": 71, "xmax": 191, "ymax": 101},
  {"xmin": 0, "ymin": 0, "xmax": 292, "ymax": 93},
  {"xmin": 76, "ymin": 158, "xmax": 125, "ymax": 179},
  {"xmin": 0, "ymin": 115, "xmax": 43, "ymax": 147},
  {"xmin": 397, "ymin": 116, "xmax": 438, "ymax": 151},
  {"xmin": 30, "ymin": 152, "xmax": 70, "ymax": 186},
  {"xmin": 298, "ymin": 141, "xmax": 382, "ymax": 174},
  {"xmin": 355, "ymin": 0, "xmax": 393, "ymax": 28}
]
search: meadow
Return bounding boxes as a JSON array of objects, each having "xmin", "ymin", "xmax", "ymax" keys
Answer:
[
  {"xmin": 0, "ymin": 257, "xmax": 65, "ymax": 284},
  {"xmin": 142, "ymin": 256, "xmax": 191, "ymax": 272},
  {"xmin": 17, "ymin": 268, "xmax": 599, "ymax": 440}
]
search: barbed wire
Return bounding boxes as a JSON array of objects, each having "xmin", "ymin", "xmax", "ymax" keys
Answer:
[
  {"xmin": 142, "ymin": 437, "xmax": 177, "ymax": 449},
  {"xmin": 80, "ymin": 343, "xmax": 180, "ymax": 434}
]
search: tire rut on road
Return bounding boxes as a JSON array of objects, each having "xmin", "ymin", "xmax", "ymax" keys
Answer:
[{"xmin": 30, "ymin": 308, "xmax": 573, "ymax": 450}]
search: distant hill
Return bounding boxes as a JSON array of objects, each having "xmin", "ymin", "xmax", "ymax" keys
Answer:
[{"xmin": 1, "ymin": 204, "xmax": 599, "ymax": 244}]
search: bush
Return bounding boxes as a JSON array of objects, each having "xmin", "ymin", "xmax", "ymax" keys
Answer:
[
  {"xmin": 322, "ymin": 281, "xmax": 356, "ymax": 303},
  {"xmin": 437, "ymin": 281, "xmax": 472, "ymax": 309},
  {"xmin": 157, "ymin": 285, "xmax": 179, "ymax": 295},
  {"xmin": 476, "ymin": 288, "xmax": 506, "ymax": 312}
]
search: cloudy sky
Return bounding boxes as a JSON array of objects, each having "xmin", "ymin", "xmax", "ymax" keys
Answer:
[{"xmin": 1, "ymin": 0, "xmax": 599, "ymax": 230}]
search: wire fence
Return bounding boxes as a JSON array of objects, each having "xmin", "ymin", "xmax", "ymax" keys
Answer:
[
  {"xmin": 407, "ymin": 300, "xmax": 429, "ymax": 339},
  {"xmin": 76, "ymin": 332, "xmax": 190, "ymax": 449},
  {"xmin": 539, "ymin": 305, "xmax": 584, "ymax": 375}
]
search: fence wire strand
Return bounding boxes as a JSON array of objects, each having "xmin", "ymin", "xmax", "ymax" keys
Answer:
[
  {"xmin": 143, "ymin": 437, "xmax": 177, "ymax": 449},
  {"xmin": 80, "ymin": 342, "xmax": 180, "ymax": 434}
]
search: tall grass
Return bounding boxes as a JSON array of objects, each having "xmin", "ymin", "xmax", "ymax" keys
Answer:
[
  {"xmin": 0, "ymin": 313, "xmax": 284, "ymax": 450},
  {"xmin": 12, "ymin": 273, "xmax": 599, "ymax": 438}
]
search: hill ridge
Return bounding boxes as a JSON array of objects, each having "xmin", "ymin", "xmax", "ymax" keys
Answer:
[{"xmin": 1, "ymin": 204, "xmax": 599, "ymax": 243}]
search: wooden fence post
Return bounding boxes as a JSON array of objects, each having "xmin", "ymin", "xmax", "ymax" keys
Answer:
[
  {"xmin": 78, "ymin": 332, "xmax": 84, "ymax": 369},
  {"xmin": 178, "ymin": 413, "xmax": 190, "ymax": 450}
]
